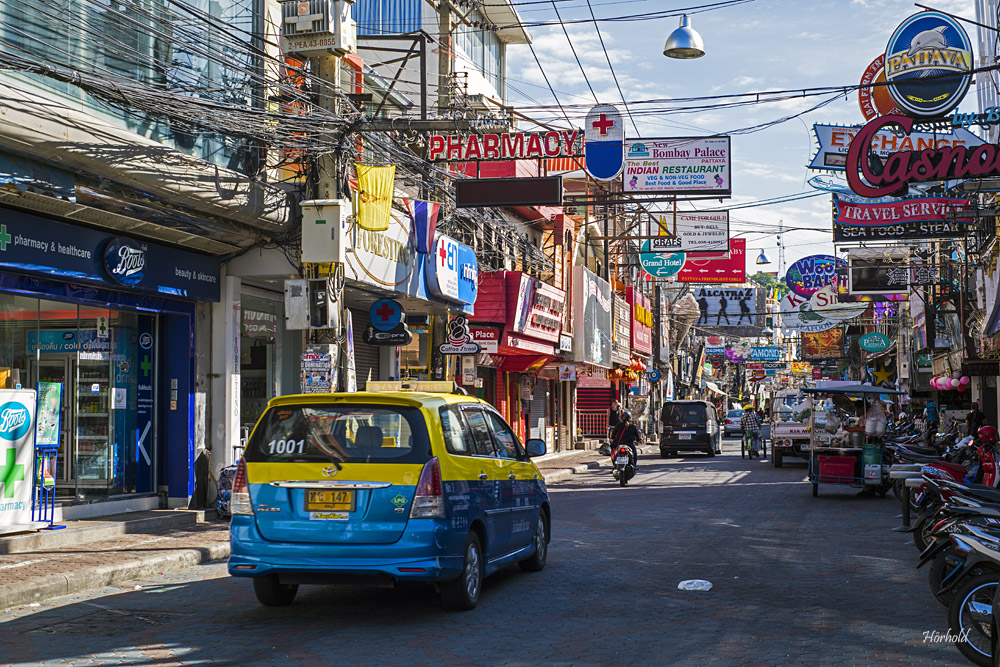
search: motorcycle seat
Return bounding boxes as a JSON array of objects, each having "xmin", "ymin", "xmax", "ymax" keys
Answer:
[
  {"xmin": 902, "ymin": 445, "xmax": 940, "ymax": 456},
  {"xmin": 897, "ymin": 450, "xmax": 944, "ymax": 463}
]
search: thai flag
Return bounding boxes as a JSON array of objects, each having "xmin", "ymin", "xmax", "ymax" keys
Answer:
[{"xmin": 404, "ymin": 199, "xmax": 440, "ymax": 254}]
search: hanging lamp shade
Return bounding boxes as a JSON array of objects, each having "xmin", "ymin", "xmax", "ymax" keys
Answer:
[
  {"xmin": 664, "ymin": 15, "xmax": 705, "ymax": 59},
  {"xmin": 755, "ymin": 249, "xmax": 771, "ymax": 265}
]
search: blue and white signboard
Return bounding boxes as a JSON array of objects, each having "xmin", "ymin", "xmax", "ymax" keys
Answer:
[
  {"xmin": 640, "ymin": 244, "xmax": 685, "ymax": 278},
  {"xmin": 0, "ymin": 389, "xmax": 37, "ymax": 533},
  {"xmin": 750, "ymin": 346, "xmax": 781, "ymax": 361},
  {"xmin": 584, "ymin": 104, "xmax": 624, "ymax": 181},
  {"xmin": 0, "ymin": 208, "xmax": 220, "ymax": 300},
  {"xmin": 426, "ymin": 235, "xmax": 478, "ymax": 306}
]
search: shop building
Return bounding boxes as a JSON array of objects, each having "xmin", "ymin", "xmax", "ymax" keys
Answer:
[
  {"xmin": 0, "ymin": 206, "xmax": 221, "ymax": 516},
  {"xmin": 571, "ymin": 266, "xmax": 613, "ymax": 438},
  {"xmin": 469, "ymin": 271, "xmax": 564, "ymax": 444}
]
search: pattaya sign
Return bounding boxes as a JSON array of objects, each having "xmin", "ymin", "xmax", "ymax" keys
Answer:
[
  {"xmin": 427, "ymin": 131, "xmax": 583, "ymax": 162},
  {"xmin": 884, "ymin": 11, "xmax": 973, "ymax": 118},
  {"xmin": 846, "ymin": 115, "xmax": 1000, "ymax": 198},
  {"xmin": 809, "ymin": 123, "xmax": 982, "ymax": 172},
  {"xmin": 860, "ymin": 332, "xmax": 892, "ymax": 353},
  {"xmin": 833, "ymin": 195, "xmax": 972, "ymax": 241},
  {"xmin": 785, "ymin": 255, "xmax": 843, "ymax": 297}
]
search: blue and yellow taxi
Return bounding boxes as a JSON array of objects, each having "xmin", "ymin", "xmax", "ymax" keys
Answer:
[{"xmin": 228, "ymin": 382, "xmax": 551, "ymax": 610}]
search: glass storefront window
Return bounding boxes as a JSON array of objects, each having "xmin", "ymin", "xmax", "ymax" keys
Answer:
[{"xmin": 0, "ymin": 293, "xmax": 155, "ymax": 501}]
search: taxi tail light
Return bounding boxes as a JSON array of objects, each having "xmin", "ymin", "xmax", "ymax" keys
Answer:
[
  {"xmin": 410, "ymin": 457, "xmax": 445, "ymax": 519},
  {"xmin": 231, "ymin": 458, "xmax": 254, "ymax": 516}
]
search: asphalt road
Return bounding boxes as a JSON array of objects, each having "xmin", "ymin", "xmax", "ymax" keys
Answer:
[{"xmin": 0, "ymin": 438, "xmax": 964, "ymax": 666}]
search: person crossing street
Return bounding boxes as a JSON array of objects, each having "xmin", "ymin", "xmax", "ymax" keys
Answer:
[{"xmin": 740, "ymin": 407, "xmax": 762, "ymax": 458}]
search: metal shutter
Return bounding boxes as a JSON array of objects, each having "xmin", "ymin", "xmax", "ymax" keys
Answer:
[
  {"xmin": 528, "ymin": 382, "xmax": 548, "ymax": 440},
  {"xmin": 350, "ymin": 307, "xmax": 380, "ymax": 390}
]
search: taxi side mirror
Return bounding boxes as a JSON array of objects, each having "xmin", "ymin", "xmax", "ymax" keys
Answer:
[{"xmin": 525, "ymin": 439, "xmax": 546, "ymax": 458}]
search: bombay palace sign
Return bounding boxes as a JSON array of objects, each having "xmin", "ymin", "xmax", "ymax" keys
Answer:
[{"xmin": 427, "ymin": 131, "xmax": 583, "ymax": 162}]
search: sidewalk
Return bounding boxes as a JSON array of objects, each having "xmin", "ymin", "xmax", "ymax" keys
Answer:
[{"xmin": 0, "ymin": 510, "xmax": 229, "ymax": 610}]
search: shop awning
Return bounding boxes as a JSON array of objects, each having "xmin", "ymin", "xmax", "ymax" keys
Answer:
[
  {"xmin": 499, "ymin": 354, "xmax": 553, "ymax": 373},
  {"xmin": 704, "ymin": 381, "xmax": 726, "ymax": 396}
]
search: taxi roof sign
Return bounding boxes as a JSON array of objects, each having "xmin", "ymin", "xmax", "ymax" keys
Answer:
[{"xmin": 366, "ymin": 381, "xmax": 457, "ymax": 394}]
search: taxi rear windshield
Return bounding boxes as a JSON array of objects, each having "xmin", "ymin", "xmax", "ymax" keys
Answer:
[{"xmin": 246, "ymin": 404, "xmax": 431, "ymax": 465}]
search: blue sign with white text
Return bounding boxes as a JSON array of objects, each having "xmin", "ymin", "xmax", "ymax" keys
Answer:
[{"xmin": 0, "ymin": 208, "xmax": 220, "ymax": 300}]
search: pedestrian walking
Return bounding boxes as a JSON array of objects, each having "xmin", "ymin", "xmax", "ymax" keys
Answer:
[
  {"xmin": 608, "ymin": 400, "xmax": 621, "ymax": 440},
  {"xmin": 740, "ymin": 407, "xmax": 762, "ymax": 457},
  {"xmin": 967, "ymin": 401, "xmax": 987, "ymax": 435}
]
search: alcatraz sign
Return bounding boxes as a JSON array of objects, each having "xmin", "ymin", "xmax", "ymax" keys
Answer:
[{"xmin": 427, "ymin": 131, "xmax": 583, "ymax": 162}]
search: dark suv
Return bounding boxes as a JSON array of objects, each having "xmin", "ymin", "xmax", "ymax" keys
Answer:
[{"xmin": 659, "ymin": 400, "xmax": 722, "ymax": 457}]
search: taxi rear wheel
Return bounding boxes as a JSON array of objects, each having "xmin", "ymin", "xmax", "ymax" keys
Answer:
[
  {"xmin": 252, "ymin": 574, "xmax": 298, "ymax": 606},
  {"xmin": 441, "ymin": 533, "xmax": 483, "ymax": 611},
  {"xmin": 519, "ymin": 510, "xmax": 549, "ymax": 572}
]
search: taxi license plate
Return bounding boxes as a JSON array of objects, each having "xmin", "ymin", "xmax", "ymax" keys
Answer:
[
  {"xmin": 678, "ymin": 433, "xmax": 692, "ymax": 440},
  {"xmin": 305, "ymin": 489, "xmax": 355, "ymax": 512}
]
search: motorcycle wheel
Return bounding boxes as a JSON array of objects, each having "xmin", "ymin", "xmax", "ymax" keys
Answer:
[
  {"xmin": 912, "ymin": 517, "xmax": 934, "ymax": 552},
  {"xmin": 928, "ymin": 549, "xmax": 959, "ymax": 606},
  {"xmin": 619, "ymin": 471, "xmax": 628, "ymax": 487},
  {"xmin": 948, "ymin": 571, "xmax": 996, "ymax": 666}
]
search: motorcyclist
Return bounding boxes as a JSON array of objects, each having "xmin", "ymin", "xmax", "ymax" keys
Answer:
[{"xmin": 609, "ymin": 411, "xmax": 642, "ymax": 469}]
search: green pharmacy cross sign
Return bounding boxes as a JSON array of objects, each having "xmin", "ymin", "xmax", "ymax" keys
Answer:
[
  {"xmin": 0, "ymin": 447, "xmax": 24, "ymax": 499},
  {"xmin": 639, "ymin": 243, "xmax": 685, "ymax": 279}
]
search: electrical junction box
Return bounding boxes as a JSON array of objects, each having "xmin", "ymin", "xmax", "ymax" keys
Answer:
[
  {"xmin": 285, "ymin": 279, "xmax": 310, "ymax": 330},
  {"xmin": 282, "ymin": 0, "xmax": 356, "ymax": 57},
  {"xmin": 300, "ymin": 199, "xmax": 349, "ymax": 264}
]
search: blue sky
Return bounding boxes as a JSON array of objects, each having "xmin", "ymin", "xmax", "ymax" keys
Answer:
[{"xmin": 505, "ymin": 0, "xmax": 978, "ymax": 273}]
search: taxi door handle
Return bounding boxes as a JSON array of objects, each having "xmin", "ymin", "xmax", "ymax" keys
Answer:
[
  {"xmin": 478, "ymin": 473, "xmax": 488, "ymax": 481},
  {"xmin": 508, "ymin": 474, "xmax": 516, "ymax": 480}
]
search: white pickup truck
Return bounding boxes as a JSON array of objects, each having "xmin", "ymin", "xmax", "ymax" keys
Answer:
[{"xmin": 769, "ymin": 389, "xmax": 812, "ymax": 468}]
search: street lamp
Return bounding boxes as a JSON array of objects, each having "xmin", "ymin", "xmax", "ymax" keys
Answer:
[
  {"xmin": 664, "ymin": 14, "xmax": 705, "ymax": 59},
  {"xmin": 755, "ymin": 249, "xmax": 771, "ymax": 265}
]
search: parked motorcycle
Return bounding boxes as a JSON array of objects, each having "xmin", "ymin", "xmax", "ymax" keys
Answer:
[
  {"xmin": 611, "ymin": 445, "xmax": 636, "ymax": 487},
  {"xmin": 945, "ymin": 524, "xmax": 1000, "ymax": 666}
]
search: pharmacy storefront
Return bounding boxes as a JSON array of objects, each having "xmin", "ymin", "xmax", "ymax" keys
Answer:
[{"xmin": 0, "ymin": 208, "xmax": 219, "ymax": 510}]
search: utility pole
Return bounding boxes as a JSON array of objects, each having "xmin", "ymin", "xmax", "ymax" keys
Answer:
[{"xmin": 438, "ymin": 1, "xmax": 453, "ymax": 113}]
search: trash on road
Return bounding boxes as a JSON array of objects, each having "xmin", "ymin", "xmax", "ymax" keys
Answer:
[{"xmin": 677, "ymin": 580, "xmax": 713, "ymax": 591}]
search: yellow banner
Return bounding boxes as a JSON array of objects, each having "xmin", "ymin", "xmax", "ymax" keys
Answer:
[{"xmin": 354, "ymin": 163, "xmax": 395, "ymax": 231}]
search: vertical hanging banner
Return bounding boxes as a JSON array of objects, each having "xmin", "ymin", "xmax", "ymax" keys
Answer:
[
  {"xmin": 0, "ymin": 389, "xmax": 37, "ymax": 532},
  {"xmin": 345, "ymin": 309, "xmax": 357, "ymax": 392},
  {"xmin": 584, "ymin": 104, "xmax": 625, "ymax": 180},
  {"xmin": 354, "ymin": 164, "xmax": 395, "ymax": 231},
  {"xmin": 136, "ymin": 319, "xmax": 155, "ymax": 492}
]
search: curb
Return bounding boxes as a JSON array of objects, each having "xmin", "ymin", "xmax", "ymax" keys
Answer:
[
  {"xmin": 0, "ymin": 541, "xmax": 231, "ymax": 610},
  {"xmin": 541, "ymin": 445, "xmax": 657, "ymax": 484}
]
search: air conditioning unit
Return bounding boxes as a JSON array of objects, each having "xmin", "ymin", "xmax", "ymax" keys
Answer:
[
  {"xmin": 282, "ymin": 0, "xmax": 356, "ymax": 57},
  {"xmin": 300, "ymin": 199, "xmax": 349, "ymax": 264}
]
